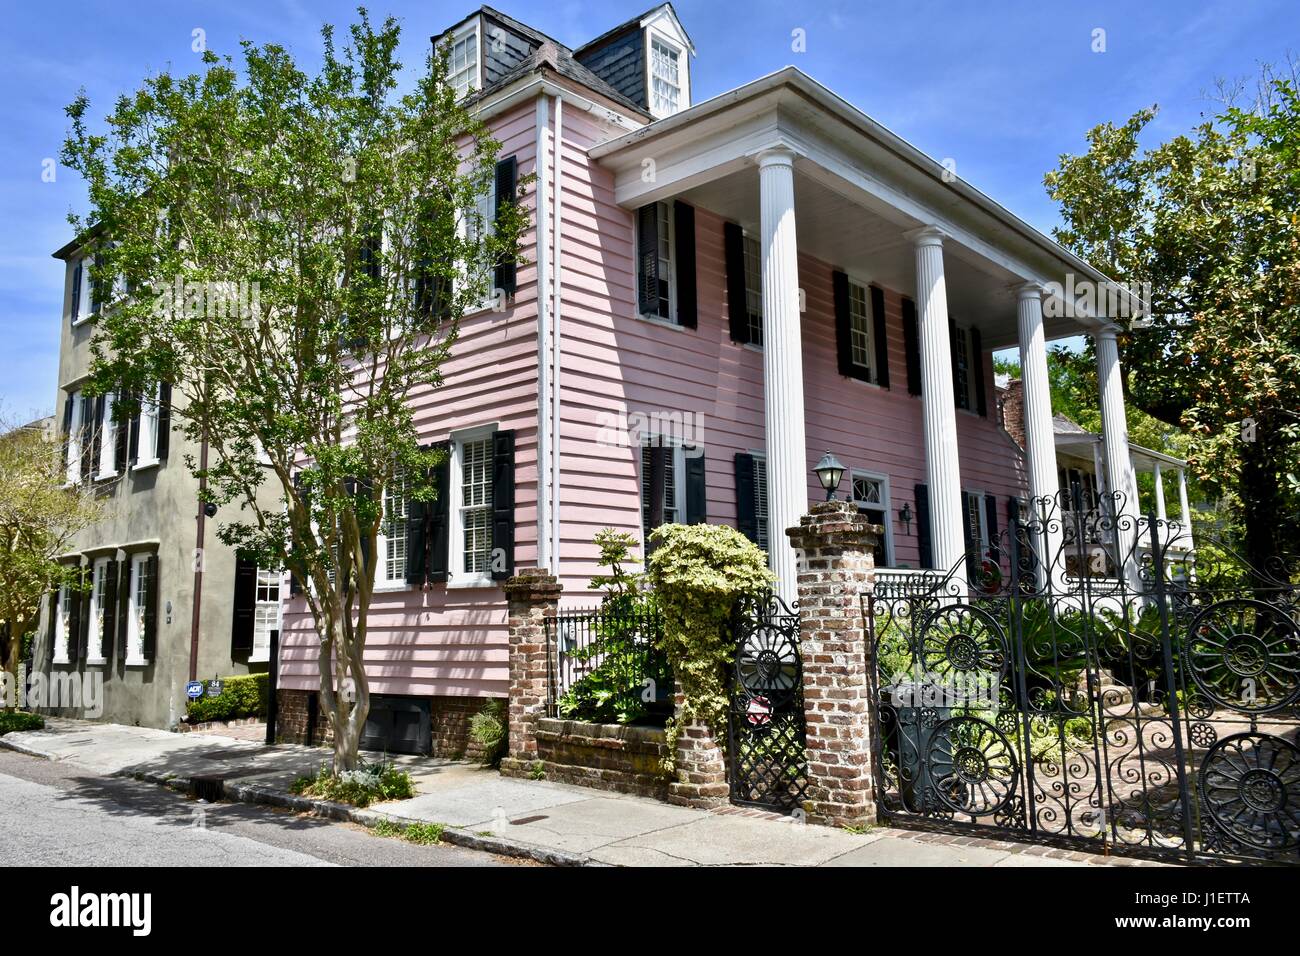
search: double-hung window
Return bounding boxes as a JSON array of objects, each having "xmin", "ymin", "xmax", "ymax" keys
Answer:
[
  {"xmin": 125, "ymin": 553, "xmax": 151, "ymax": 665},
  {"xmin": 134, "ymin": 382, "xmax": 162, "ymax": 467},
  {"xmin": 450, "ymin": 430, "xmax": 495, "ymax": 584},
  {"xmin": 848, "ymin": 281, "xmax": 874, "ymax": 375},
  {"xmin": 953, "ymin": 326, "xmax": 976, "ymax": 411},
  {"xmin": 752, "ymin": 453, "xmax": 770, "ymax": 552},
  {"xmin": 640, "ymin": 442, "xmax": 685, "ymax": 546},
  {"xmin": 86, "ymin": 557, "xmax": 109, "ymax": 662},
  {"xmin": 964, "ymin": 490, "xmax": 991, "ymax": 557},
  {"xmin": 251, "ymin": 567, "xmax": 281, "ymax": 663},
  {"xmin": 64, "ymin": 389, "xmax": 84, "ymax": 484},
  {"xmin": 448, "ymin": 24, "xmax": 479, "ymax": 99},
  {"xmin": 852, "ymin": 471, "xmax": 894, "ymax": 567},
  {"xmin": 376, "ymin": 473, "xmax": 409, "ymax": 588},
  {"xmin": 649, "ymin": 36, "xmax": 682, "ymax": 117},
  {"xmin": 96, "ymin": 393, "xmax": 118, "ymax": 479},
  {"xmin": 52, "ymin": 583, "xmax": 71, "ymax": 664},
  {"xmin": 637, "ymin": 201, "xmax": 676, "ymax": 322}
]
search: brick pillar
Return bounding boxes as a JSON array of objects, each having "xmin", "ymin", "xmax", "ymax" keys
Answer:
[
  {"xmin": 500, "ymin": 568, "xmax": 562, "ymax": 778},
  {"xmin": 666, "ymin": 683, "xmax": 730, "ymax": 809},
  {"xmin": 787, "ymin": 499, "xmax": 879, "ymax": 827}
]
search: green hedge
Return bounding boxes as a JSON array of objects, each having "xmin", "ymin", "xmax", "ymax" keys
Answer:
[
  {"xmin": 0, "ymin": 711, "xmax": 45, "ymax": 735},
  {"xmin": 185, "ymin": 674, "xmax": 269, "ymax": 723}
]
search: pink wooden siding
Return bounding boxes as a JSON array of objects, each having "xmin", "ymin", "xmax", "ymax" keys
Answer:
[
  {"xmin": 554, "ymin": 106, "xmax": 1027, "ymax": 599},
  {"xmin": 279, "ymin": 99, "xmax": 543, "ymax": 698}
]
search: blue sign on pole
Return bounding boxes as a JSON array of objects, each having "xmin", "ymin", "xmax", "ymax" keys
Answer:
[{"xmin": 186, "ymin": 681, "xmax": 204, "ymax": 701}]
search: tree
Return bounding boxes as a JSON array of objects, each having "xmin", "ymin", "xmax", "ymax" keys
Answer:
[
  {"xmin": 1044, "ymin": 73, "xmax": 1300, "ymax": 575},
  {"xmin": 60, "ymin": 10, "xmax": 528, "ymax": 769},
  {"xmin": 0, "ymin": 413, "xmax": 103, "ymax": 692}
]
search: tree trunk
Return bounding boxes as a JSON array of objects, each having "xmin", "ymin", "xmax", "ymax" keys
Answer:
[
  {"xmin": 317, "ymin": 613, "xmax": 370, "ymax": 773},
  {"xmin": 1239, "ymin": 413, "xmax": 1285, "ymax": 579}
]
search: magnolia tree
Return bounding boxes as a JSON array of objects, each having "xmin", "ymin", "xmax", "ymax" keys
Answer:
[
  {"xmin": 61, "ymin": 12, "xmax": 527, "ymax": 768},
  {"xmin": 0, "ymin": 414, "xmax": 103, "ymax": 691},
  {"xmin": 1045, "ymin": 71, "xmax": 1300, "ymax": 575}
]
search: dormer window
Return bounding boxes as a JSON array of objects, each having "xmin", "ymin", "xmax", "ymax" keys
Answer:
[
  {"xmin": 447, "ymin": 22, "xmax": 480, "ymax": 99},
  {"xmin": 649, "ymin": 36, "xmax": 682, "ymax": 117}
]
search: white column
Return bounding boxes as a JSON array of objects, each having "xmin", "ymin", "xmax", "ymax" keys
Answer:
[
  {"xmin": 1177, "ymin": 467, "xmax": 1194, "ymax": 550},
  {"xmin": 910, "ymin": 226, "xmax": 966, "ymax": 588},
  {"xmin": 1095, "ymin": 324, "xmax": 1142, "ymax": 586},
  {"xmin": 758, "ymin": 149, "xmax": 807, "ymax": 604},
  {"xmin": 1016, "ymin": 282, "xmax": 1064, "ymax": 584},
  {"xmin": 1153, "ymin": 462, "xmax": 1167, "ymax": 521}
]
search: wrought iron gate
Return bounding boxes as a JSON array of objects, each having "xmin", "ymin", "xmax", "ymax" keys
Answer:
[
  {"xmin": 866, "ymin": 491, "xmax": 1300, "ymax": 864},
  {"xmin": 727, "ymin": 591, "xmax": 808, "ymax": 812}
]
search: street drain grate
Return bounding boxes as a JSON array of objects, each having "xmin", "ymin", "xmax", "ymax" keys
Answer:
[{"xmin": 189, "ymin": 776, "xmax": 226, "ymax": 802}]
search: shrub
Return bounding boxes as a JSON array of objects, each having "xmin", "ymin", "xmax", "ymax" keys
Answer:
[
  {"xmin": 290, "ymin": 759, "xmax": 415, "ymax": 807},
  {"xmin": 557, "ymin": 530, "xmax": 668, "ymax": 725},
  {"xmin": 469, "ymin": 699, "xmax": 507, "ymax": 766},
  {"xmin": 185, "ymin": 674, "xmax": 269, "ymax": 723},
  {"xmin": 645, "ymin": 523, "xmax": 774, "ymax": 768},
  {"xmin": 0, "ymin": 711, "xmax": 45, "ymax": 736}
]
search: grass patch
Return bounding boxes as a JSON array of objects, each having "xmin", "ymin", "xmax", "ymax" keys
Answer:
[
  {"xmin": 369, "ymin": 818, "xmax": 444, "ymax": 845},
  {"xmin": 289, "ymin": 760, "xmax": 415, "ymax": 808}
]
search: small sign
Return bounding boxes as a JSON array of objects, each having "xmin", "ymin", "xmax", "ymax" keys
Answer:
[
  {"xmin": 746, "ymin": 695, "xmax": 772, "ymax": 728},
  {"xmin": 186, "ymin": 681, "xmax": 204, "ymax": 701},
  {"xmin": 205, "ymin": 679, "xmax": 224, "ymax": 698}
]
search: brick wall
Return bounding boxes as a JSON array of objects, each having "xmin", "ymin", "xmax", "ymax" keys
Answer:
[
  {"xmin": 274, "ymin": 688, "xmax": 493, "ymax": 759},
  {"xmin": 535, "ymin": 718, "xmax": 670, "ymax": 800},
  {"xmin": 1002, "ymin": 378, "xmax": 1026, "ymax": 449}
]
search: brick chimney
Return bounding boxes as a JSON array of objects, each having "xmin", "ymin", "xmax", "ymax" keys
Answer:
[{"xmin": 1002, "ymin": 378, "xmax": 1026, "ymax": 450}]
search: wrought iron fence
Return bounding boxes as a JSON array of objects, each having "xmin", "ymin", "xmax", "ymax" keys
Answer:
[
  {"xmin": 545, "ymin": 602, "xmax": 672, "ymax": 725},
  {"xmin": 866, "ymin": 490, "xmax": 1300, "ymax": 865}
]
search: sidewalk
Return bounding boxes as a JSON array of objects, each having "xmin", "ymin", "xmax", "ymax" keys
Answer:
[{"xmin": 0, "ymin": 718, "xmax": 1164, "ymax": 867}]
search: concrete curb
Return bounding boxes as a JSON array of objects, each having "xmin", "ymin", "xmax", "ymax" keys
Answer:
[{"xmin": 0, "ymin": 738, "xmax": 593, "ymax": 867}]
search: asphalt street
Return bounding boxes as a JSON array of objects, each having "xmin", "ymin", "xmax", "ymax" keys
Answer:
[{"xmin": 0, "ymin": 751, "xmax": 518, "ymax": 867}]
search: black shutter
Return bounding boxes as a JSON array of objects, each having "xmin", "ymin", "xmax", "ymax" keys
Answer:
[
  {"xmin": 155, "ymin": 383, "xmax": 172, "ymax": 460},
  {"xmin": 971, "ymin": 326, "xmax": 987, "ymax": 417},
  {"xmin": 832, "ymin": 270, "xmax": 856, "ymax": 379},
  {"xmin": 494, "ymin": 156, "xmax": 518, "ymax": 296},
  {"xmin": 45, "ymin": 589, "xmax": 57, "ymax": 667},
  {"xmin": 673, "ymin": 201, "xmax": 697, "ymax": 328},
  {"xmin": 102, "ymin": 558, "xmax": 118, "ymax": 662},
  {"xmin": 70, "ymin": 261, "xmax": 82, "ymax": 325},
  {"xmin": 636, "ymin": 203, "xmax": 659, "ymax": 316},
  {"xmin": 62, "ymin": 396, "xmax": 74, "ymax": 471},
  {"xmin": 724, "ymin": 221, "xmax": 749, "ymax": 344},
  {"xmin": 113, "ymin": 394, "xmax": 128, "ymax": 473},
  {"xmin": 647, "ymin": 446, "xmax": 666, "ymax": 531},
  {"xmin": 128, "ymin": 390, "xmax": 141, "ymax": 466},
  {"xmin": 427, "ymin": 441, "xmax": 451, "ymax": 584},
  {"xmin": 734, "ymin": 453, "xmax": 758, "ymax": 543},
  {"xmin": 90, "ymin": 395, "xmax": 106, "ymax": 479},
  {"xmin": 915, "ymin": 483, "xmax": 933, "ymax": 570},
  {"xmin": 961, "ymin": 491, "xmax": 975, "ymax": 575},
  {"xmin": 1007, "ymin": 495, "xmax": 1023, "ymax": 524},
  {"xmin": 141, "ymin": 554, "xmax": 158, "ymax": 661},
  {"xmin": 902, "ymin": 298, "xmax": 922, "ymax": 395},
  {"xmin": 231, "ymin": 553, "xmax": 257, "ymax": 655},
  {"xmin": 490, "ymin": 430, "xmax": 515, "ymax": 581},
  {"xmin": 871, "ymin": 285, "xmax": 890, "ymax": 389},
  {"xmin": 984, "ymin": 493, "xmax": 1000, "ymax": 559},
  {"xmin": 116, "ymin": 561, "xmax": 130, "ymax": 660},
  {"xmin": 685, "ymin": 450, "xmax": 706, "ymax": 524},
  {"xmin": 68, "ymin": 568, "xmax": 85, "ymax": 663},
  {"xmin": 406, "ymin": 447, "xmax": 432, "ymax": 587}
]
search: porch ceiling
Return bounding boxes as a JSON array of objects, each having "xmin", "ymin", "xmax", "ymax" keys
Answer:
[{"xmin": 593, "ymin": 66, "xmax": 1121, "ymax": 350}]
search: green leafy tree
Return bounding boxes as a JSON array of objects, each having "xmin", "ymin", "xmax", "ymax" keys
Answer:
[
  {"xmin": 1044, "ymin": 73, "xmax": 1300, "ymax": 574},
  {"xmin": 59, "ymin": 10, "xmax": 528, "ymax": 768},
  {"xmin": 0, "ymin": 413, "xmax": 103, "ymax": 691}
]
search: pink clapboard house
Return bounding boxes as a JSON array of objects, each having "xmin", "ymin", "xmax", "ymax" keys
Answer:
[{"xmin": 278, "ymin": 4, "xmax": 1145, "ymax": 755}]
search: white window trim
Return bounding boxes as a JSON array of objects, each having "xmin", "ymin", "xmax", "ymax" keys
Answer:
[
  {"xmin": 954, "ymin": 325, "xmax": 979, "ymax": 413},
  {"xmin": 132, "ymin": 382, "xmax": 162, "ymax": 470},
  {"xmin": 639, "ymin": 439, "xmax": 687, "ymax": 555},
  {"xmin": 845, "ymin": 275, "xmax": 885, "ymax": 388},
  {"xmin": 71, "ymin": 257, "xmax": 94, "ymax": 327},
  {"xmin": 646, "ymin": 31, "xmax": 685, "ymax": 119},
  {"xmin": 741, "ymin": 230, "xmax": 764, "ymax": 350},
  {"xmin": 964, "ymin": 488, "xmax": 992, "ymax": 557},
  {"xmin": 52, "ymin": 583, "xmax": 71, "ymax": 665},
  {"xmin": 249, "ymin": 565, "xmax": 282, "ymax": 663},
  {"xmin": 64, "ymin": 389, "xmax": 83, "ymax": 485},
  {"xmin": 458, "ymin": 175, "xmax": 498, "ymax": 316},
  {"xmin": 95, "ymin": 392, "xmax": 118, "ymax": 480},
  {"xmin": 446, "ymin": 18, "xmax": 482, "ymax": 100},
  {"xmin": 85, "ymin": 557, "xmax": 110, "ymax": 664},
  {"xmin": 447, "ymin": 424, "xmax": 498, "ymax": 589},
  {"xmin": 374, "ymin": 474, "xmax": 410, "ymax": 591},
  {"xmin": 124, "ymin": 554, "xmax": 149, "ymax": 666},
  {"xmin": 851, "ymin": 469, "xmax": 895, "ymax": 567},
  {"xmin": 636, "ymin": 200, "xmax": 678, "ymax": 325}
]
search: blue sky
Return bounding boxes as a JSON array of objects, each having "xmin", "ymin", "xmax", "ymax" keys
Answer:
[{"xmin": 2, "ymin": 0, "xmax": 1296, "ymax": 419}]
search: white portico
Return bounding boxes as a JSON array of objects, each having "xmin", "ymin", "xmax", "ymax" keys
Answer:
[{"xmin": 591, "ymin": 67, "xmax": 1142, "ymax": 596}]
